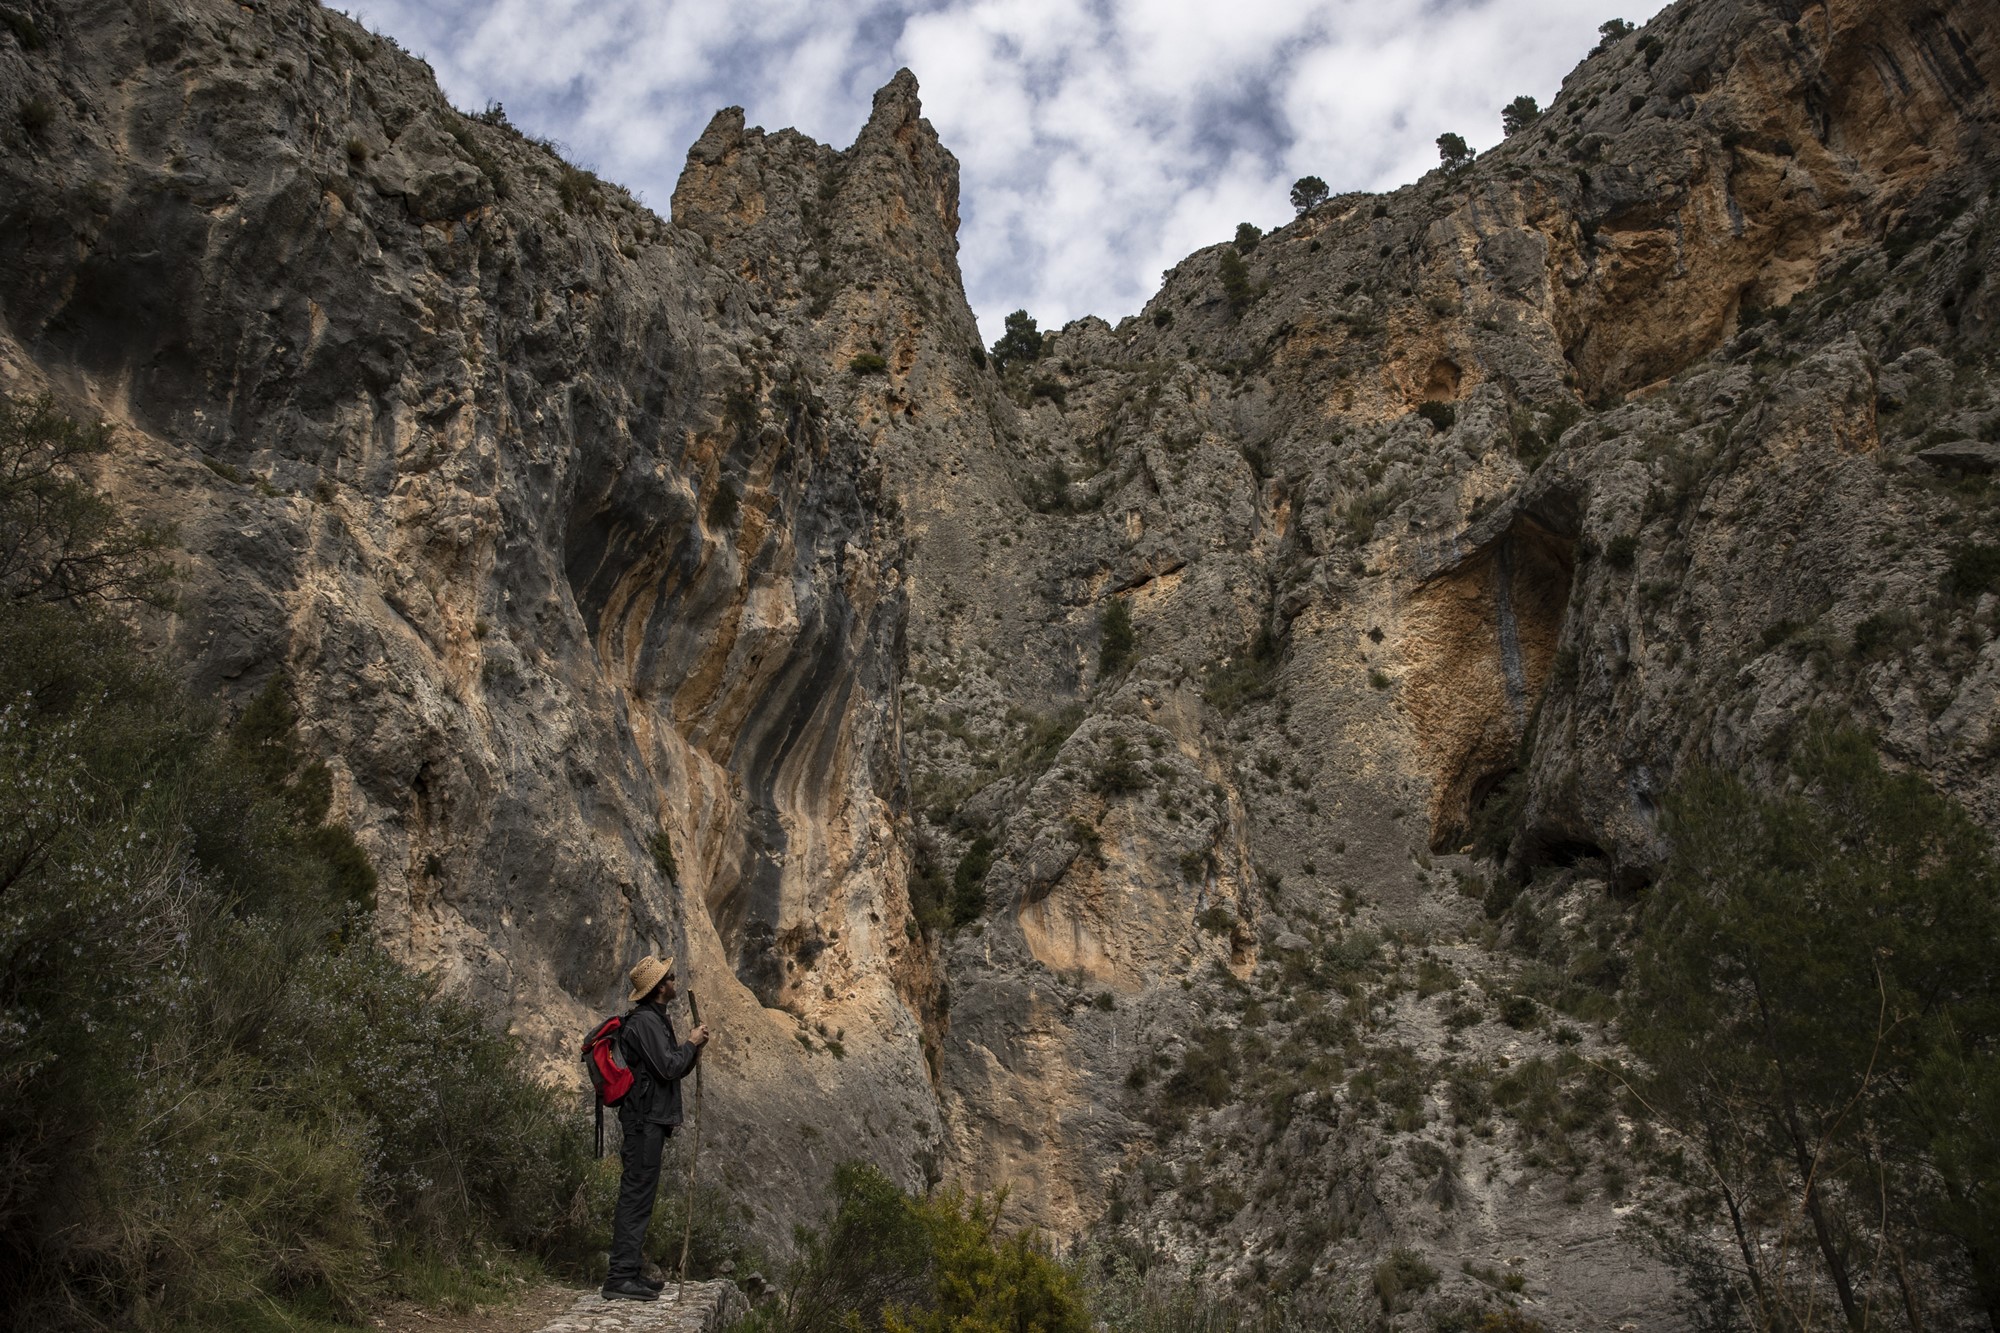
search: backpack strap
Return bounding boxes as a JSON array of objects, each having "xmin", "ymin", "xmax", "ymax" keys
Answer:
[{"xmin": 595, "ymin": 1100, "xmax": 605, "ymax": 1158}]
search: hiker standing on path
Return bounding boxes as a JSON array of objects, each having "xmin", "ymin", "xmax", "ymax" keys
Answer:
[{"xmin": 603, "ymin": 954, "xmax": 709, "ymax": 1303}]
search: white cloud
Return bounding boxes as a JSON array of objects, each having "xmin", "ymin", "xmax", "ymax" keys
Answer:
[{"xmin": 339, "ymin": 0, "xmax": 1670, "ymax": 338}]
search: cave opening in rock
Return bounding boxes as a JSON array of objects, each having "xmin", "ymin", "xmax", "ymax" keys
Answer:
[{"xmin": 1405, "ymin": 506, "xmax": 1578, "ymax": 853}]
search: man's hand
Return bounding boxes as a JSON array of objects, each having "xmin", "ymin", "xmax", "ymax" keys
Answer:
[{"xmin": 689, "ymin": 1024, "xmax": 710, "ymax": 1048}]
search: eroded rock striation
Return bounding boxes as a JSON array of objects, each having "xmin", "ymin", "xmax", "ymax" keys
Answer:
[{"xmin": 2, "ymin": 0, "xmax": 1996, "ymax": 1324}]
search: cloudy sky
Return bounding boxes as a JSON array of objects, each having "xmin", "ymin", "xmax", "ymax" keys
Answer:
[{"xmin": 340, "ymin": 0, "xmax": 1671, "ymax": 341}]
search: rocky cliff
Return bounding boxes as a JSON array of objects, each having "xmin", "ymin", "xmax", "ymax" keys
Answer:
[{"xmin": 2, "ymin": 0, "xmax": 1996, "ymax": 1325}]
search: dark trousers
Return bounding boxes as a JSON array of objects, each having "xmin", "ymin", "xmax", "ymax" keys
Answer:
[{"xmin": 607, "ymin": 1118, "xmax": 672, "ymax": 1281}]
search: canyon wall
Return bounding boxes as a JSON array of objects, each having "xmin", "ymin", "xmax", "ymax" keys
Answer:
[{"xmin": 2, "ymin": 0, "xmax": 1997, "ymax": 1323}]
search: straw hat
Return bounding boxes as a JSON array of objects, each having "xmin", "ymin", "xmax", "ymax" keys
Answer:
[{"xmin": 627, "ymin": 954, "xmax": 676, "ymax": 1002}]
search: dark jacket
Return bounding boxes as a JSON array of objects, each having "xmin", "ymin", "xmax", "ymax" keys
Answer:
[{"xmin": 617, "ymin": 1002, "xmax": 701, "ymax": 1127}]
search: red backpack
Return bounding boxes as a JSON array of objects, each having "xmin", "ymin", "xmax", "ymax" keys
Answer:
[{"xmin": 581, "ymin": 1011, "xmax": 637, "ymax": 1156}]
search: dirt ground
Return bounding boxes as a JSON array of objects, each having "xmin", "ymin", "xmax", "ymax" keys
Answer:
[{"xmin": 368, "ymin": 1285, "xmax": 586, "ymax": 1333}]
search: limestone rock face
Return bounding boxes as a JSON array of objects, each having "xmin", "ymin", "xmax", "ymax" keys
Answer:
[
  {"xmin": 3, "ymin": 0, "xmax": 1998, "ymax": 1325},
  {"xmin": 0, "ymin": 0, "xmax": 949, "ymax": 1234}
]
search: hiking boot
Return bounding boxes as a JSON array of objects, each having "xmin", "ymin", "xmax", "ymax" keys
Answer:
[
  {"xmin": 601, "ymin": 1277, "xmax": 660, "ymax": 1302},
  {"xmin": 638, "ymin": 1272, "xmax": 667, "ymax": 1291}
]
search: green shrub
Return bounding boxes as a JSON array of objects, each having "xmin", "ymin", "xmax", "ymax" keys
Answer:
[
  {"xmin": 951, "ymin": 835, "xmax": 994, "ymax": 925},
  {"xmin": 1373, "ymin": 1247, "xmax": 1439, "ymax": 1311},
  {"xmin": 1203, "ymin": 625, "xmax": 1281, "ymax": 714},
  {"xmin": 556, "ymin": 162, "xmax": 602, "ymax": 212},
  {"xmin": 650, "ymin": 827, "xmax": 678, "ymax": 880},
  {"xmin": 1162, "ymin": 1029, "xmax": 1237, "ymax": 1115},
  {"xmin": 1233, "ymin": 222, "xmax": 1263, "ymax": 252},
  {"xmin": 1945, "ymin": 542, "xmax": 2000, "ymax": 599},
  {"xmin": 706, "ymin": 480, "xmax": 740, "ymax": 528},
  {"xmin": 849, "ymin": 352, "xmax": 890, "ymax": 375},
  {"xmin": 2, "ymin": 9, "xmax": 47, "ymax": 48},
  {"xmin": 1850, "ymin": 609, "xmax": 1917, "ymax": 661},
  {"xmin": 1324, "ymin": 930, "xmax": 1382, "ymax": 981},
  {"xmin": 908, "ymin": 839, "xmax": 953, "ymax": 934},
  {"xmin": 1022, "ymin": 460, "xmax": 1073, "ymax": 514},
  {"xmin": 1497, "ymin": 992, "xmax": 1539, "ymax": 1029},
  {"xmin": 446, "ymin": 118, "xmax": 510, "ymax": 200},
  {"xmin": 749, "ymin": 1163, "xmax": 1086, "ymax": 1333},
  {"xmin": 1604, "ymin": 533, "xmax": 1639, "ymax": 569},
  {"xmin": 1510, "ymin": 398, "xmax": 1583, "ymax": 469},
  {"xmin": 888, "ymin": 1187, "xmax": 1089, "ymax": 1333},
  {"xmin": 1015, "ymin": 704, "xmax": 1084, "ymax": 776},
  {"xmin": 1501, "ymin": 95, "xmax": 1541, "ymax": 136},
  {"xmin": 1091, "ymin": 736, "xmax": 1148, "ymax": 796},
  {"xmin": 1415, "ymin": 958, "xmax": 1459, "ymax": 998},
  {"xmin": 1098, "ymin": 599, "xmax": 1136, "ymax": 677},
  {"xmin": 18, "ymin": 95, "xmax": 52, "ymax": 136},
  {"xmin": 1445, "ymin": 1068, "xmax": 1493, "ymax": 1125}
]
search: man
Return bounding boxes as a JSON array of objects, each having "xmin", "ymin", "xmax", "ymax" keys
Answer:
[{"xmin": 602, "ymin": 953, "xmax": 710, "ymax": 1303}]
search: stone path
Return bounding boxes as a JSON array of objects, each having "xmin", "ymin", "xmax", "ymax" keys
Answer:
[{"xmin": 533, "ymin": 1280, "xmax": 748, "ymax": 1333}]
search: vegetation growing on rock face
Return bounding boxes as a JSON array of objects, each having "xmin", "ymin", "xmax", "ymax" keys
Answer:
[
  {"xmin": 989, "ymin": 309, "xmax": 1044, "ymax": 373},
  {"xmin": 1374, "ymin": 1246, "xmax": 1441, "ymax": 1312},
  {"xmin": 950, "ymin": 834, "xmax": 994, "ymax": 925},
  {"xmin": 0, "ymin": 396, "xmax": 173, "ymax": 606},
  {"xmin": 1500, "ymin": 96, "xmax": 1540, "ymax": 137},
  {"xmin": 1203, "ymin": 622, "xmax": 1281, "ymax": 713},
  {"xmin": 1594, "ymin": 18, "xmax": 1635, "ymax": 51},
  {"xmin": 0, "ymin": 399, "xmax": 604, "ymax": 1328},
  {"xmin": 10, "ymin": 0, "xmax": 2000, "ymax": 1326},
  {"xmin": 1098, "ymin": 597, "xmax": 1136, "ymax": 677},
  {"xmin": 1218, "ymin": 247, "xmax": 1259, "ymax": 315},
  {"xmin": 1624, "ymin": 725, "xmax": 2000, "ymax": 1331},
  {"xmin": 1234, "ymin": 221, "xmax": 1263, "ymax": 253},
  {"xmin": 1436, "ymin": 132, "xmax": 1472, "ymax": 171}
]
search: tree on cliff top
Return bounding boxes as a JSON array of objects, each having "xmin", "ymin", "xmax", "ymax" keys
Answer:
[
  {"xmin": 990, "ymin": 309, "xmax": 1044, "ymax": 373},
  {"xmin": 1501, "ymin": 95, "xmax": 1541, "ymax": 137},
  {"xmin": 1594, "ymin": 18, "xmax": 1634, "ymax": 52},
  {"xmin": 1436, "ymin": 132, "xmax": 1472, "ymax": 171},
  {"xmin": 1290, "ymin": 175, "xmax": 1330, "ymax": 215}
]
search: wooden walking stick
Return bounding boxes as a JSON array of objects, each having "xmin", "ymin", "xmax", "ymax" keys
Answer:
[{"xmin": 677, "ymin": 985, "xmax": 704, "ymax": 1299}]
